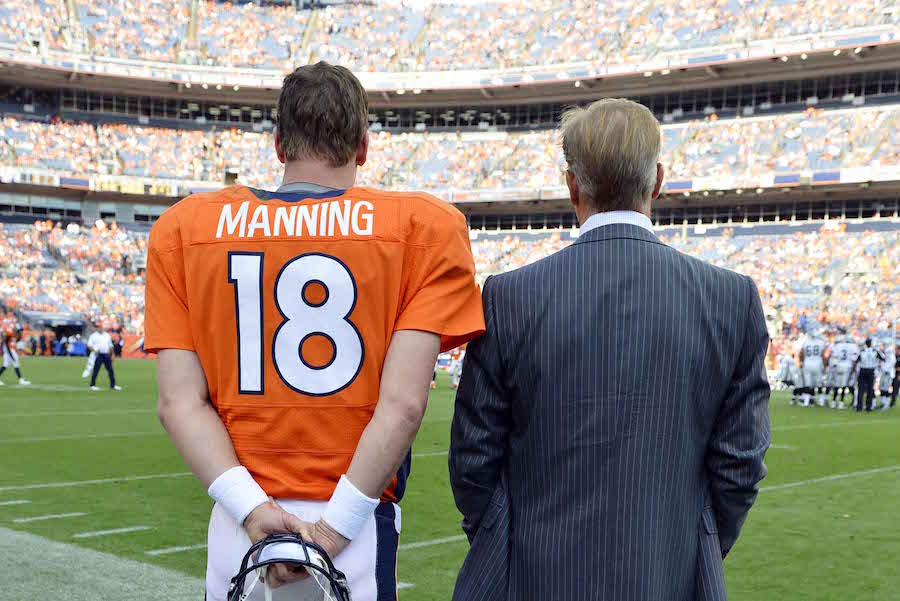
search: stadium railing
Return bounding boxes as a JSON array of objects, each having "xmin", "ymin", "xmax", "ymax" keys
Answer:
[
  {"xmin": 1, "ymin": 24, "xmax": 896, "ymax": 92},
  {"xmin": 4, "ymin": 160, "xmax": 900, "ymax": 204}
]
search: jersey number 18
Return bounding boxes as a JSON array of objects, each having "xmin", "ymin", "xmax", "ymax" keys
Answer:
[{"xmin": 228, "ymin": 252, "xmax": 364, "ymax": 396}]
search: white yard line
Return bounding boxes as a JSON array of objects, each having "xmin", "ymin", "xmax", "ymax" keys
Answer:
[
  {"xmin": 412, "ymin": 450, "xmax": 448, "ymax": 458},
  {"xmin": 399, "ymin": 534, "xmax": 467, "ymax": 550},
  {"xmin": 5, "ymin": 384, "xmax": 104, "ymax": 393},
  {"xmin": 0, "ymin": 500, "xmax": 31, "ymax": 506},
  {"xmin": 398, "ymin": 582, "xmax": 414, "ymax": 590},
  {"xmin": 761, "ymin": 465, "xmax": 900, "ymax": 492},
  {"xmin": 0, "ymin": 472, "xmax": 192, "ymax": 492},
  {"xmin": 768, "ymin": 444, "xmax": 796, "ymax": 450},
  {"xmin": 396, "ymin": 465, "xmax": 900, "ymax": 552},
  {"xmin": 0, "ymin": 432, "xmax": 162, "ymax": 444},
  {"xmin": 2, "ymin": 527, "xmax": 203, "ymax": 601},
  {"xmin": 772, "ymin": 420, "xmax": 892, "ymax": 432},
  {"xmin": 73, "ymin": 526, "xmax": 152, "ymax": 539},
  {"xmin": 145, "ymin": 543, "xmax": 207, "ymax": 557},
  {"xmin": 6, "ymin": 409, "xmax": 155, "ymax": 418},
  {"xmin": 13, "ymin": 512, "xmax": 87, "ymax": 523}
]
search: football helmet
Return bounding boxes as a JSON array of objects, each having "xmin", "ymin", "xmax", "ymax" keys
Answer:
[{"xmin": 228, "ymin": 534, "xmax": 351, "ymax": 601}]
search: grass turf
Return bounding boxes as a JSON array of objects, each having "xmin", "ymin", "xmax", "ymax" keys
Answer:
[{"xmin": 0, "ymin": 356, "xmax": 898, "ymax": 600}]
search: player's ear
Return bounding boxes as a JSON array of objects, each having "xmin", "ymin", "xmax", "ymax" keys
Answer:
[
  {"xmin": 356, "ymin": 131, "xmax": 369, "ymax": 167},
  {"xmin": 274, "ymin": 130, "xmax": 286, "ymax": 164}
]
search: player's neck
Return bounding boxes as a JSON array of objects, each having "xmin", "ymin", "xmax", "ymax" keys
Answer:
[{"xmin": 281, "ymin": 160, "xmax": 357, "ymax": 191}]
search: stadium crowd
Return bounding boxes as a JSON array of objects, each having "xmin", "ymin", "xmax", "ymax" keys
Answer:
[
  {"xmin": 0, "ymin": 221, "xmax": 144, "ymax": 335},
  {"xmin": 2, "ymin": 0, "xmax": 896, "ymax": 71},
  {"xmin": 3, "ymin": 105, "xmax": 899, "ymax": 190},
  {"xmin": 2, "ymin": 219, "xmax": 897, "ymax": 366}
]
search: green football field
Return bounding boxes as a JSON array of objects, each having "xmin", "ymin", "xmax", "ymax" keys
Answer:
[{"xmin": 1, "ymin": 356, "xmax": 898, "ymax": 600}]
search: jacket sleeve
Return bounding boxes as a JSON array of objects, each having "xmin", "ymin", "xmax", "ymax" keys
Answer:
[
  {"xmin": 705, "ymin": 275, "xmax": 771, "ymax": 557},
  {"xmin": 449, "ymin": 276, "xmax": 513, "ymax": 542}
]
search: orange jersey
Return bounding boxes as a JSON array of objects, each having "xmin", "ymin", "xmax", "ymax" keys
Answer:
[{"xmin": 145, "ymin": 185, "xmax": 484, "ymax": 502}]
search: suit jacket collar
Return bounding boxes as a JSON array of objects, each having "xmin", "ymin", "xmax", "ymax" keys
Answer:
[{"xmin": 572, "ymin": 222, "xmax": 664, "ymax": 246}]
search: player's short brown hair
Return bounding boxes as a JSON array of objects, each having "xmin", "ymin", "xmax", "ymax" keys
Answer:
[{"xmin": 276, "ymin": 61, "xmax": 369, "ymax": 168}]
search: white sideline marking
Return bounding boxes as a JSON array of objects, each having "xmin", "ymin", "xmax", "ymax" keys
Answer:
[
  {"xmin": 13, "ymin": 512, "xmax": 87, "ymax": 523},
  {"xmin": 2, "ymin": 526, "xmax": 203, "ymax": 600},
  {"xmin": 74, "ymin": 525, "xmax": 152, "ymax": 539},
  {"xmin": 6, "ymin": 408, "xmax": 155, "ymax": 418},
  {"xmin": 0, "ymin": 431, "xmax": 162, "ymax": 444},
  {"xmin": 0, "ymin": 500, "xmax": 31, "ymax": 506},
  {"xmin": 773, "ymin": 420, "xmax": 891, "ymax": 432},
  {"xmin": 399, "ymin": 534, "xmax": 467, "ymax": 550},
  {"xmin": 0, "ymin": 472, "xmax": 192, "ymax": 492},
  {"xmin": 761, "ymin": 465, "xmax": 900, "ymax": 492},
  {"xmin": 768, "ymin": 444, "xmax": 796, "ymax": 450},
  {"xmin": 398, "ymin": 582, "xmax": 414, "ymax": 590},
  {"xmin": 145, "ymin": 543, "xmax": 207, "ymax": 556}
]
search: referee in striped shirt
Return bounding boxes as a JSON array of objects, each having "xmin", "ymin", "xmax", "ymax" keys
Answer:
[{"xmin": 855, "ymin": 338, "xmax": 883, "ymax": 412}]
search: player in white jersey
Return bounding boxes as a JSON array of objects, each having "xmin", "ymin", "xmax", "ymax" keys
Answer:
[
  {"xmin": 800, "ymin": 332, "xmax": 828, "ymax": 406},
  {"xmin": 829, "ymin": 335, "xmax": 860, "ymax": 409},
  {"xmin": 450, "ymin": 349, "xmax": 465, "ymax": 389},
  {"xmin": 878, "ymin": 344, "xmax": 896, "ymax": 410},
  {"xmin": 775, "ymin": 355, "xmax": 793, "ymax": 390}
]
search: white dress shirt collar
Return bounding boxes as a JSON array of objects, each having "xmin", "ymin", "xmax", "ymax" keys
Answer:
[{"xmin": 578, "ymin": 210, "xmax": 654, "ymax": 237}]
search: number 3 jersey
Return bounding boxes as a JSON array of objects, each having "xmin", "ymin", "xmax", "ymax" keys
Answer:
[{"xmin": 144, "ymin": 185, "xmax": 485, "ymax": 502}]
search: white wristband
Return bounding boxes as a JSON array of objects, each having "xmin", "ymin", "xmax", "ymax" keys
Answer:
[
  {"xmin": 321, "ymin": 475, "xmax": 379, "ymax": 541},
  {"xmin": 207, "ymin": 466, "xmax": 269, "ymax": 526}
]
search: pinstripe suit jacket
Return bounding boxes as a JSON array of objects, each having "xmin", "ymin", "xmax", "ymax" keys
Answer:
[{"xmin": 449, "ymin": 223, "xmax": 771, "ymax": 601}]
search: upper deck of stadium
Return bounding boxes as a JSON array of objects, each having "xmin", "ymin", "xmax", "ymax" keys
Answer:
[{"xmin": 2, "ymin": 0, "xmax": 899, "ymax": 105}]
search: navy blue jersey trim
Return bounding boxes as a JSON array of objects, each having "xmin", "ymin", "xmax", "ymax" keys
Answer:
[
  {"xmin": 392, "ymin": 451, "xmax": 411, "ymax": 502},
  {"xmin": 375, "ymin": 503, "xmax": 399, "ymax": 601}
]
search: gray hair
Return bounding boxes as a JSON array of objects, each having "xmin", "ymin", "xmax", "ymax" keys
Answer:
[{"xmin": 560, "ymin": 98, "xmax": 663, "ymax": 212}]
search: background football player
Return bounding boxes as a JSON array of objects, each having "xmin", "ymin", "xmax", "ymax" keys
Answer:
[
  {"xmin": 829, "ymin": 331, "xmax": 860, "ymax": 410},
  {"xmin": 878, "ymin": 342, "xmax": 895, "ymax": 410},
  {"xmin": 146, "ymin": 62, "xmax": 485, "ymax": 601},
  {"xmin": 0, "ymin": 315, "xmax": 30, "ymax": 386},
  {"xmin": 799, "ymin": 327, "xmax": 828, "ymax": 406}
]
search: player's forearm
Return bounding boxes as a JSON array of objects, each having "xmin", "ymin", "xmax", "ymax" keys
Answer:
[
  {"xmin": 157, "ymin": 396, "xmax": 240, "ymax": 488},
  {"xmin": 155, "ymin": 348, "xmax": 268, "ymax": 527},
  {"xmin": 346, "ymin": 394, "xmax": 427, "ymax": 498}
]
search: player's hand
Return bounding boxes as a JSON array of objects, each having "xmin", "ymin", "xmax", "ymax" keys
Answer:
[
  {"xmin": 311, "ymin": 518, "xmax": 351, "ymax": 560},
  {"xmin": 243, "ymin": 499, "xmax": 315, "ymax": 589}
]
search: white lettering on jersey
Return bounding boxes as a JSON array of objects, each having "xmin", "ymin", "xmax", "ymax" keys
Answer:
[
  {"xmin": 216, "ymin": 200, "xmax": 375, "ymax": 239},
  {"xmin": 216, "ymin": 201, "xmax": 250, "ymax": 238}
]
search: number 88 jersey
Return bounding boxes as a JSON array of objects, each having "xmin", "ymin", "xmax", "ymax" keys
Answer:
[{"xmin": 145, "ymin": 185, "xmax": 485, "ymax": 502}]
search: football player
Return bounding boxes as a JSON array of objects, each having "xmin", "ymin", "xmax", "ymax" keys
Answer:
[
  {"xmin": 878, "ymin": 343, "xmax": 895, "ymax": 410},
  {"xmin": 775, "ymin": 354, "xmax": 793, "ymax": 391},
  {"xmin": 829, "ymin": 331, "xmax": 860, "ymax": 409},
  {"xmin": 449, "ymin": 347, "xmax": 465, "ymax": 389},
  {"xmin": 0, "ymin": 317, "xmax": 30, "ymax": 386},
  {"xmin": 892, "ymin": 344, "xmax": 900, "ymax": 409},
  {"xmin": 799, "ymin": 328, "xmax": 828, "ymax": 406},
  {"xmin": 145, "ymin": 62, "xmax": 485, "ymax": 601}
]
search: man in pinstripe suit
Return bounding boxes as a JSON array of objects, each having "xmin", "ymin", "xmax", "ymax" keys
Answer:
[{"xmin": 449, "ymin": 99, "xmax": 771, "ymax": 601}]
